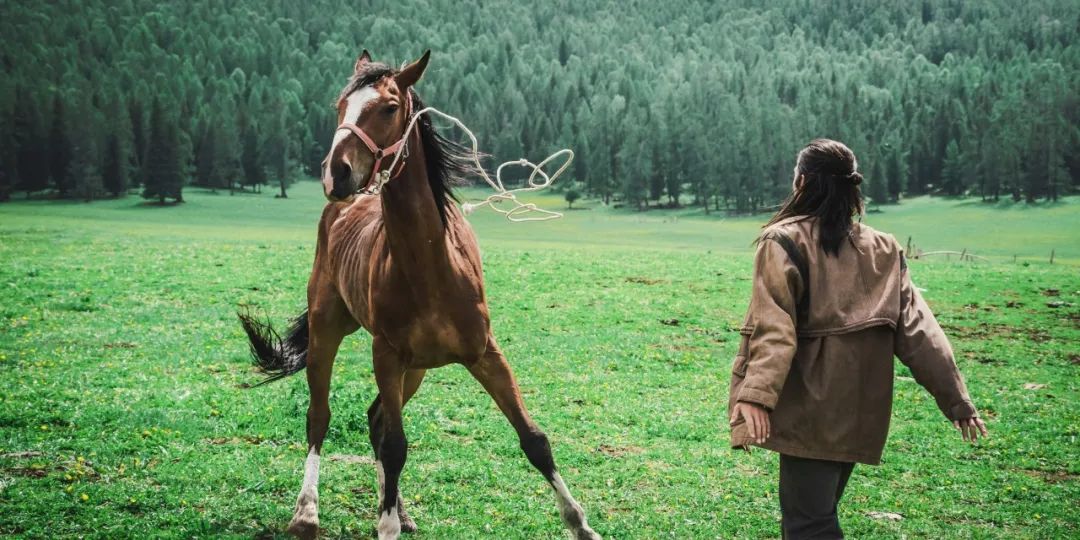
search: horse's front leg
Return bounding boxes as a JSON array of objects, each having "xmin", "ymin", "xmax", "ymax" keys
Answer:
[
  {"xmin": 366, "ymin": 368, "xmax": 426, "ymax": 533},
  {"xmin": 371, "ymin": 337, "xmax": 409, "ymax": 540},
  {"xmin": 466, "ymin": 336, "xmax": 601, "ymax": 540},
  {"xmin": 286, "ymin": 293, "xmax": 355, "ymax": 539}
]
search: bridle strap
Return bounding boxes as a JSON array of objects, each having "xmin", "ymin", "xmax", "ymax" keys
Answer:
[
  {"xmin": 335, "ymin": 123, "xmax": 406, "ymax": 177},
  {"xmin": 335, "ymin": 91, "xmax": 414, "ymax": 195}
]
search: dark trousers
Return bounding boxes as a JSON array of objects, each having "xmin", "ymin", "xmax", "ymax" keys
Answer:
[{"xmin": 779, "ymin": 454, "xmax": 856, "ymax": 540}]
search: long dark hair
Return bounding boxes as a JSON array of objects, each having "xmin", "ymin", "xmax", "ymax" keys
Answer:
[{"xmin": 763, "ymin": 138, "xmax": 865, "ymax": 256}]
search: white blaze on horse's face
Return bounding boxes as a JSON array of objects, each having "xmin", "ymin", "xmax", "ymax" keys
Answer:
[
  {"xmin": 323, "ymin": 86, "xmax": 380, "ymax": 198},
  {"xmin": 331, "ymin": 87, "xmax": 379, "ymax": 153}
]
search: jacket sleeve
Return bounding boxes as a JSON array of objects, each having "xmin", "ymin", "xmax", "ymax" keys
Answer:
[
  {"xmin": 736, "ymin": 239, "xmax": 802, "ymax": 410},
  {"xmin": 894, "ymin": 259, "xmax": 979, "ymax": 421}
]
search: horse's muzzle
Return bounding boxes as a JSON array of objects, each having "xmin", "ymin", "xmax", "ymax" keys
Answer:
[{"xmin": 324, "ymin": 160, "xmax": 360, "ymax": 201}]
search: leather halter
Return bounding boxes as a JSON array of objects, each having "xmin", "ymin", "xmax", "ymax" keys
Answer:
[{"xmin": 335, "ymin": 90, "xmax": 413, "ymax": 195}]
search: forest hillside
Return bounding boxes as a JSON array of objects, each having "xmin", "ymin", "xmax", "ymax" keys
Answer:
[{"xmin": 1, "ymin": 0, "xmax": 1076, "ymax": 208}]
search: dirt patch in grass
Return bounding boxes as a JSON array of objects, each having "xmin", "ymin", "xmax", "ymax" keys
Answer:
[
  {"xmin": 596, "ymin": 444, "xmax": 645, "ymax": 458},
  {"xmin": 1019, "ymin": 469, "xmax": 1079, "ymax": 484},
  {"xmin": 648, "ymin": 342, "xmax": 702, "ymax": 353},
  {"xmin": 963, "ymin": 351, "xmax": 1004, "ymax": 365},
  {"xmin": 943, "ymin": 323, "xmax": 1051, "ymax": 342},
  {"xmin": 205, "ymin": 435, "xmax": 266, "ymax": 446},
  {"xmin": 0, "ymin": 451, "xmax": 43, "ymax": 459},
  {"xmin": 328, "ymin": 454, "xmax": 374, "ymax": 465},
  {"xmin": 4, "ymin": 456, "xmax": 99, "ymax": 481},
  {"xmin": 1, "ymin": 452, "xmax": 49, "ymax": 478},
  {"xmin": 626, "ymin": 276, "xmax": 667, "ymax": 285},
  {"xmin": 690, "ymin": 325, "xmax": 730, "ymax": 343},
  {"xmin": 6, "ymin": 467, "xmax": 48, "ymax": 478}
]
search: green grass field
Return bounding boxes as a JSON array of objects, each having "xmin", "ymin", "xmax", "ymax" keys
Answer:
[{"xmin": 0, "ymin": 184, "xmax": 1077, "ymax": 539}]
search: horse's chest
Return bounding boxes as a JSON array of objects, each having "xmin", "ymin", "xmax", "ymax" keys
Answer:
[{"xmin": 393, "ymin": 311, "xmax": 488, "ymax": 365}]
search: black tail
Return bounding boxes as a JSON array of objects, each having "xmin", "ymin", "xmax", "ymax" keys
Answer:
[{"xmin": 237, "ymin": 308, "xmax": 309, "ymax": 386}]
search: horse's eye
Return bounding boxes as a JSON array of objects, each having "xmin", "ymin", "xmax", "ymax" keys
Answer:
[{"xmin": 384, "ymin": 104, "xmax": 399, "ymax": 115}]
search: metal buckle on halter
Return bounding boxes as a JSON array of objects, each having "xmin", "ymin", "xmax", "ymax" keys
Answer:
[
  {"xmin": 356, "ymin": 169, "xmax": 392, "ymax": 196},
  {"xmin": 375, "ymin": 170, "xmax": 391, "ymax": 190}
]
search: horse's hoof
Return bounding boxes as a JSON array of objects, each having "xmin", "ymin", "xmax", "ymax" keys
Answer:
[
  {"xmin": 395, "ymin": 511, "xmax": 414, "ymax": 533},
  {"xmin": 395, "ymin": 496, "xmax": 414, "ymax": 531},
  {"xmin": 286, "ymin": 518, "xmax": 319, "ymax": 540},
  {"xmin": 574, "ymin": 527, "xmax": 602, "ymax": 540}
]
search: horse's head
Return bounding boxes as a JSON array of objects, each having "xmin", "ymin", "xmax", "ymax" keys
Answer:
[{"xmin": 322, "ymin": 50, "xmax": 430, "ymax": 201}]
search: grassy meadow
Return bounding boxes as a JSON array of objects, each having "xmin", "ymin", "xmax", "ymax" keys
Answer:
[{"xmin": 0, "ymin": 184, "xmax": 1077, "ymax": 539}]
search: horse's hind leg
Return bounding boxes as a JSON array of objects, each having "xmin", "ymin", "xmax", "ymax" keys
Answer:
[
  {"xmin": 367, "ymin": 368, "xmax": 426, "ymax": 533},
  {"xmin": 466, "ymin": 337, "xmax": 601, "ymax": 540},
  {"xmin": 286, "ymin": 289, "xmax": 356, "ymax": 539}
]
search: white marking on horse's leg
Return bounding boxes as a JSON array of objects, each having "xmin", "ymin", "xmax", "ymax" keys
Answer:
[
  {"xmin": 377, "ymin": 504, "xmax": 401, "ymax": 540},
  {"xmin": 550, "ymin": 472, "xmax": 601, "ymax": 540},
  {"xmin": 376, "ymin": 459, "xmax": 416, "ymax": 533},
  {"xmin": 374, "ymin": 460, "xmax": 402, "ymax": 538},
  {"xmin": 287, "ymin": 447, "xmax": 321, "ymax": 535}
]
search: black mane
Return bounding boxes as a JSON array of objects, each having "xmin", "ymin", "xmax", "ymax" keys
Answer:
[{"xmin": 338, "ymin": 62, "xmax": 476, "ymax": 226}]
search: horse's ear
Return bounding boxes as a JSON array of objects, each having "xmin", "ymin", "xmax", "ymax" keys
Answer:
[
  {"xmin": 354, "ymin": 50, "xmax": 372, "ymax": 72},
  {"xmin": 395, "ymin": 50, "xmax": 430, "ymax": 89}
]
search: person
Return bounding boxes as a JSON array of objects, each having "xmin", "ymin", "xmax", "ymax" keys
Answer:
[{"xmin": 727, "ymin": 139, "xmax": 988, "ymax": 539}]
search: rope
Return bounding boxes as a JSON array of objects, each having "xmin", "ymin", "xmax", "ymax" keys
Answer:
[{"xmin": 381, "ymin": 106, "xmax": 572, "ymax": 222}]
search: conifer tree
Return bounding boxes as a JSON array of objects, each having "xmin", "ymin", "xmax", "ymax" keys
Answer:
[
  {"xmin": 69, "ymin": 136, "xmax": 103, "ymax": 202},
  {"xmin": 0, "ymin": 108, "xmax": 16, "ymax": 201},
  {"xmin": 128, "ymin": 100, "xmax": 148, "ymax": 187},
  {"xmin": 13, "ymin": 91, "xmax": 50, "ymax": 195},
  {"xmin": 241, "ymin": 125, "xmax": 264, "ymax": 192},
  {"xmin": 142, "ymin": 99, "xmax": 184, "ymax": 203},
  {"xmin": 48, "ymin": 93, "xmax": 73, "ymax": 197},
  {"xmin": 194, "ymin": 122, "xmax": 216, "ymax": 189},
  {"xmin": 260, "ymin": 98, "xmax": 292, "ymax": 197},
  {"xmin": 941, "ymin": 140, "xmax": 965, "ymax": 196},
  {"xmin": 102, "ymin": 132, "xmax": 127, "ymax": 197}
]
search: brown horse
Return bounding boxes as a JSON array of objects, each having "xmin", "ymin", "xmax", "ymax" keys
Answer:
[{"xmin": 239, "ymin": 50, "xmax": 600, "ymax": 540}]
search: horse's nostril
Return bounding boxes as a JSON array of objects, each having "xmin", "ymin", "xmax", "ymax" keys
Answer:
[{"xmin": 331, "ymin": 161, "xmax": 352, "ymax": 186}]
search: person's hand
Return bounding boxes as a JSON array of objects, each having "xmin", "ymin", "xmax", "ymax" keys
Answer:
[
  {"xmin": 730, "ymin": 401, "xmax": 770, "ymax": 444},
  {"xmin": 952, "ymin": 417, "xmax": 988, "ymax": 443}
]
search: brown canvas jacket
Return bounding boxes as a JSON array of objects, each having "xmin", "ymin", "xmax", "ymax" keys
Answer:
[{"xmin": 728, "ymin": 216, "xmax": 978, "ymax": 464}]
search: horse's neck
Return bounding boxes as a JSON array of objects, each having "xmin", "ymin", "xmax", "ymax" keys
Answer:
[{"xmin": 379, "ymin": 136, "xmax": 453, "ymax": 290}]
